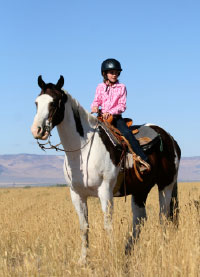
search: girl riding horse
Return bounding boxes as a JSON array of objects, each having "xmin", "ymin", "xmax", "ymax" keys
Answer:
[{"xmin": 91, "ymin": 58, "xmax": 151, "ymax": 173}]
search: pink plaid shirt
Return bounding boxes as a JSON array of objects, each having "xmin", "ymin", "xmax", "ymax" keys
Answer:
[{"xmin": 91, "ymin": 82, "xmax": 127, "ymax": 115}]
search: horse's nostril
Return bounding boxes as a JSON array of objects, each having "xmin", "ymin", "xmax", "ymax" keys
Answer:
[{"xmin": 37, "ymin": 127, "xmax": 42, "ymax": 134}]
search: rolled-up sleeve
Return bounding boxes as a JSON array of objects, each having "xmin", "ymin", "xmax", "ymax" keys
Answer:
[{"xmin": 91, "ymin": 85, "xmax": 102, "ymax": 109}]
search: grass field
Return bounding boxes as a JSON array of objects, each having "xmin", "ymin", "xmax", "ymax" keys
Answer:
[{"xmin": 0, "ymin": 182, "xmax": 199, "ymax": 276}]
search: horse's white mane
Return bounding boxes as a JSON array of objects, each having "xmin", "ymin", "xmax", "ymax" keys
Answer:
[{"xmin": 63, "ymin": 90, "xmax": 97, "ymax": 126}]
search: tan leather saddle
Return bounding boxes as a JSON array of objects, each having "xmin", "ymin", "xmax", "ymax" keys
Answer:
[
  {"xmin": 97, "ymin": 114, "xmax": 152, "ymax": 150},
  {"xmin": 97, "ymin": 114, "xmax": 152, "ymax": 181}
]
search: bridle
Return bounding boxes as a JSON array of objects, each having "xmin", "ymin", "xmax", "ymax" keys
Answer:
[{"xmin": 37, "ymin": 122, "xmax": 99, "ymax": 153}]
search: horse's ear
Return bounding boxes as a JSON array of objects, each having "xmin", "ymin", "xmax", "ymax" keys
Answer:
[
  {"xmin": 56, "ymin": 75, "xmax": 64, "ymax": 89},
  {"xmin": 38, "ymin": 75, "xmax": 46, "ymax": 89}
]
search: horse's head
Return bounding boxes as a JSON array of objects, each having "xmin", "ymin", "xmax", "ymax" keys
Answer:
[{"xmin": 31, "ymin": 75, "xmax": 68, "ymax": 140}]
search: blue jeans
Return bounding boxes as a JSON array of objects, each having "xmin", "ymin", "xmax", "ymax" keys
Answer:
[{"xmin": 113, "ymin": 115, "xmax": 148, "ymax": 161}]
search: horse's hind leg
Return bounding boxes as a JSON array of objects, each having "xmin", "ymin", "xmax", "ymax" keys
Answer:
[
  {"xmin": 125, "ymin": 195, "xmax": 147, "ymax": 254},
  {"xmin": 158, "ymin": 180, "xmax": 179, "ymax": 223},
  {"xmin": 170, "ymin": 181, "xmax": 179, "ymax": 223},
  {"xmin": 131, "ymin": 196, "xmax": 147, "ymax": 238},
  {"xmin": 70, "ymin": 189, "xmax": 88, "ymax": 264},
  {"xmin": 158, "ymin": 136, "xmax": 180, "ymax": 224}
]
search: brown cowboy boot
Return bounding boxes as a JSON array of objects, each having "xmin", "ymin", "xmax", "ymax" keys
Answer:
[{"xmin": 118, "ymin": 135, "xmax": 151, "ymax": 175}]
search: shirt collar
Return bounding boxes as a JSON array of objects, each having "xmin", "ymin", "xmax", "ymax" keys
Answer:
[{"xmin": 104, "ymin": 81, "xmax": 119, "ymax": 88}]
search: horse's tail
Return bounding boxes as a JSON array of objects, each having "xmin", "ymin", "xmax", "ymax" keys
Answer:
[{"xmin": 170, "ymin": 138, "xmax": 181, "ymax": 225}]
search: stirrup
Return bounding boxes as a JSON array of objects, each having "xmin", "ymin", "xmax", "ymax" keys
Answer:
[{"xmin": 137, "ymin": 159, "xmax": 151, "ymax": 173}]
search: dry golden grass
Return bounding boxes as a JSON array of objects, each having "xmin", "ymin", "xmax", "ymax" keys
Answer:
[{"xmin": 0, "ymin": 182, "xmax": 199, "ymax": 276}]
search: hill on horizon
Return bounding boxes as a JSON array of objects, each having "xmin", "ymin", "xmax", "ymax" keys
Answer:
[{"xmin": 0, "ymin": 154, "xmax": 200, "ymax": 187}]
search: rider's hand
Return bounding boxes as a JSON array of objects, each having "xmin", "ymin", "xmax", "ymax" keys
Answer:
[
  {"xmin": 102, "ymin": 113, "xmax": 111, "ymax": 120},
  {"xmin": 91, "ymin": 106, "xmax": 98, "ymax": 113}
]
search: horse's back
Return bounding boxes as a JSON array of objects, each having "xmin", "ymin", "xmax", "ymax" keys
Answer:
[{"xmin": 147, "ymin": 124, "xmax": 181, "ymax": 160}]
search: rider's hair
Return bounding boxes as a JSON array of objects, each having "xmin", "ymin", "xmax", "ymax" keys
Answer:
[{"xmin": 102, "ymin": 72, "xmax": 108, "ymax": 83}]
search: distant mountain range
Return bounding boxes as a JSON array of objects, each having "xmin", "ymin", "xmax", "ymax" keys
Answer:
[
  {"xmin": 0, "ymin": 154, "xmax": 65, "ymax": 187},
  {"xmin": 0, "ymin": 154, "xmax": 200, "ymax": 187},
  {"xmin": 178, "ymin": 156, "xmax": 200, "ymax": 182}
]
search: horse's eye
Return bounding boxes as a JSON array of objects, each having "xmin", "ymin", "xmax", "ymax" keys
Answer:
[
  {"xmin": 35, "ymin": 102, "xmax": 38, "ymax": 110},
  {"xmin": 51, "ymin": 102, "xmax": 57, "ymax": 107}
]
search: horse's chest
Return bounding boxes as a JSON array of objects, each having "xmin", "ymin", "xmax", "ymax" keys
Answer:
[{"xmin": 63, "ymin": 156, "xmax": 116, "ymax": 189}]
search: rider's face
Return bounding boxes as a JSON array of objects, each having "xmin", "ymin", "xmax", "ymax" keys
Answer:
[{"xmin": 106, "ymin": 70, "xmax": 119, "ymax": 83}]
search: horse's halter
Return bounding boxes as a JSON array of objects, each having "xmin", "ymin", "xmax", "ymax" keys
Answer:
[
  {"xmin": 40, "ymin": 88, "xmax": 67, "ymax": 130},
  {"xmin": 36, "ymin": 90, "xmax": 68, "ymax": 150},
  {"xmin": 43, "ymin": 104, "xmax": 57, "ymax": 134}
]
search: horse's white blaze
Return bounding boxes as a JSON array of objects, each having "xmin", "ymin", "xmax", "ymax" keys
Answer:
[{"xmin": 31, "ymin": 94, "xmax": 53, "ymax": 139}]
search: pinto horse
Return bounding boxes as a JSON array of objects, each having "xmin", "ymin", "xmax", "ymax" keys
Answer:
[{"xmin": 31, "ymin": 76, "xmax": 181, "ymax": 262}]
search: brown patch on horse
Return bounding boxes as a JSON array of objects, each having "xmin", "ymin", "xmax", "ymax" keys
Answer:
[
  {"xmin": 149, "ymin": 125, "xmax": 181, "ymax": 189},
  {"xmin": 113, "ymin": 125, "xmax": 181, "ymax": 207},
  {"xmin": 71, "ymin": 107, "xmax": 84, "ymax": 137},
  {"xmin": 98, "ymin": 125, "xmax": 123, "ymax": 166}
]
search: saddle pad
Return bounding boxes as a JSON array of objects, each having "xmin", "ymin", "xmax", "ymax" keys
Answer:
[{"xmin": 97, "ymin": 121, "xmax": 121, "ymax": 147}]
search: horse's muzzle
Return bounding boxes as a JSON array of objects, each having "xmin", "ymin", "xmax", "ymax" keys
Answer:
[{"xmin": 31, "ymin": 124, "xmax": 50, "ymax": 140}]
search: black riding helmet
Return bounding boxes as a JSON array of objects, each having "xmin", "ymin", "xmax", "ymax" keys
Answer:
[{"xmin": 101, "ymin": 58, "xmax": 122, "ymax": 75}]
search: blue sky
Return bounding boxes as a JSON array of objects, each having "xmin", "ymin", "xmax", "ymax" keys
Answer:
[{"xmin": 0, "ymin": 0, "xmax": 199, "ymax": 157}]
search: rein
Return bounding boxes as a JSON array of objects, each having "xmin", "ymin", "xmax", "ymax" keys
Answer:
[{"xmin": 37, "ymin": 122, "xmax": 99, "ymax": 153}]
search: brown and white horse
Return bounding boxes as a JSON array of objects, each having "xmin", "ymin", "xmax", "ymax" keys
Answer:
[{"xmin": 31, "ymin": 76, "xmax": 181, "ymax": 262}]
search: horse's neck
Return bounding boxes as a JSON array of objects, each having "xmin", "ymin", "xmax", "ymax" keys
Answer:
[{"xmin": 57, "ymin": 94, "xmax": 97, "ymax": 152}]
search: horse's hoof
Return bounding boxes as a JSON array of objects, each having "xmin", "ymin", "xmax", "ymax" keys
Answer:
[
  {"xmin": 125, "ymin": 236, "xmax": 133, "ymax": 255},
  {"xmin": 78, "ymin": 256, "xmax": 87, "ymax": 266}
]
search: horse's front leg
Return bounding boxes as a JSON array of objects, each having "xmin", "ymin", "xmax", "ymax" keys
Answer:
[
  {"xmin": 98, "ymin": 181, "xmax": 113, "ymax": 233},
  {"xmin": 70, "ymin": 189, "xmax": 88, "ymax": 264}
]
